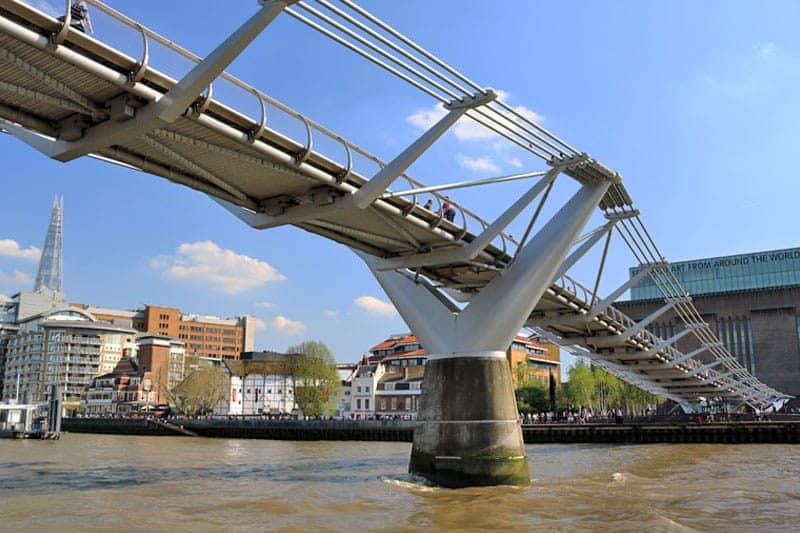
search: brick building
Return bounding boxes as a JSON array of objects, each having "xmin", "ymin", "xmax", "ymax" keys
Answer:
[
  {"xmin": 617, "ymin": 247, "xmax": 800, "ymax": 397},
  {"xmin": 136, "ymin": 334, "xmax": 186, "ymax": 405},
  {"xmin": 82, "ymin": 357, "xmax": 158, "ymax": 415},
  {"xmin": 74, "ymin": 304, "xmax": 255, "ymax": 360}
]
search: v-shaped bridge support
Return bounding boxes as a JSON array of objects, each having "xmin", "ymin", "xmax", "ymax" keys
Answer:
[{"xmin": 358, "ymin": 178, "xmax": 611, "ymax": 487}]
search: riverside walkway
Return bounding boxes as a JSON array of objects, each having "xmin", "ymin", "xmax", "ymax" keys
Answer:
[{"xmin": 62, "ymin": 417, "xmax": 800, "ymax": 444}]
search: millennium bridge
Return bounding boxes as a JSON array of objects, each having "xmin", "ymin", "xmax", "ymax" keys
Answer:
[{"xmin": 0, "ymin": 0, "xmax": 788, "ymax": 486}]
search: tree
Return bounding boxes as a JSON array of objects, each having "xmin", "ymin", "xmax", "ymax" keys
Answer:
[
  {"xmin": 592, "ymin": 367, "xmax": 620, "ymax": 414},
  {"xmin": 286, "ymin": 341, "xmax": 342, "ymax": 418},
  {"xmin": 560, "ymin": 359, "xmax": 664, "ymax": 416},
  {"xmin": 170, "ymin": 367, "xmax": 228, "ymax": 416},
  {"xmin": 515, "ymin": 381, "xmax": 549, "ymax": 413},
  {"xmin": 564, "ymin": 361, "xmax": 596, "ymax": 408}
]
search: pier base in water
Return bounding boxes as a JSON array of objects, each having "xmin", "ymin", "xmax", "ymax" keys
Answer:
[{"xmin": 409, "ymin": 356, "xmax": 529, "ymax": 488}]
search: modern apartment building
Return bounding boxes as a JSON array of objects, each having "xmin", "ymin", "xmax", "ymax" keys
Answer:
[{"xmin": 2, "ymin": 306, "xmax": 136, "ymax": 411}]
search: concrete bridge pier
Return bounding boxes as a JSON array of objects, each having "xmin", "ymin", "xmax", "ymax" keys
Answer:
[{"xmin": 360, "ymin": 178, "xmax": 612, "ymax": 488}]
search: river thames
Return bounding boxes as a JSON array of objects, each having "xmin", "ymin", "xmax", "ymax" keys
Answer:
[{"xmin": 1, "ymin": 434, "xmax": 799, "ymax": 531}]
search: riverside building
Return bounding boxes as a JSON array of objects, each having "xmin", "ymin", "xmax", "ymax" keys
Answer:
[
  {"xmin": 350, "ymin": 333, "xmax": 561, "ymax": 419},
  {"xmin": 2, "ymin": 306, "xmax": 136, "ymax": 412},
  {"xmin": 73, "ymin": 304, "xmax": 256, "ymax": 360},
  {"xmin": 220, "ymin": 351, "xmax": 298, "ymax": 416},
  {"xmin": 617, "ymin": 246, "xmax": 800, "ymax": 396},
  {"xmin": 0, "ymin": 197, "xmax": 256, "ymax": 408}
]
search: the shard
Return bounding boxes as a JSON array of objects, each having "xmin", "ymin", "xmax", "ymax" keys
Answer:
[{"xmin": 33, "ymin": 196, "xmax": 63, "ymax": 295}]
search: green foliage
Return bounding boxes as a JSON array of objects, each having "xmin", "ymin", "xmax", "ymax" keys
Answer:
[
  {"xmin": 515, "ymin": 381, "xmax": 549, "ymax": 413},
  {"xmin": 286, "ymin": 340, "xmax": 342, "ymax": 418},
  {"xmin": 171, "ymin": 367, "xmax": 228, "ymax": 416},
  {"xmin": 560, "ymin": 359, "xmax": 663, "ymax": 415},
  {"xmin": 563, "ymin": 361, "xmax": 595, "ymax": 408}
]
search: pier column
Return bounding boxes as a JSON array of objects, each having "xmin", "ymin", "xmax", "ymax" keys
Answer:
[
  {"xmin": 409, "ymin": 352, "xmax": 526, "ymax": 487},
  {"xmin": 360, "ymin": 179, "xmax": 611, "ymax": 488}
]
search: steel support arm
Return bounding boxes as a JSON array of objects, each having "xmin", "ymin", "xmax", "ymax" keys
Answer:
[
  {"xmin": 354, "ymin": 92, "xmax": 495, "ymax": 208},
  {"xmin": 527, "ymin": 262, "xmax": 660, "ymax": 328},
  {"xmin": 381, "ymin": 170, "xmax": 549, "ymax": 198},
  {"xmin": 457, "ymin": 180, "xmax": 612, "ymax": 351},
  {"xmin": 14, "ymin": 0, "xmax": 295, "ymax": 162},
  {"xmin": 585, "ymin": 297, "xmax": 687, "ymax": 348},
  {"xmin": 617, "ymin": 324, "xmax": 704, "ymax": 361},
  {"xmin": 663, "ymin": 342, "xmax": 723, "ymax": 368},
  {"xmin": 589, "ymin": 263, "xmax": 660, "ymax": 317},
  {"xmin": 550, "ymin": 220, "xmax": 615, "ymax": 283},
  {"xmin": 357, "ymin": 179, "xmax": 611, "ymax": 358},
  {"xmin": 356, "ymin": 251, "xmax": 458, "ymax": 356},
  {"xmin": 371, "ymin": 167, "xmax": 560, "ymax": 271},
  {"xmin": 685, "ymin": 359, "xmax": 725, "ymax": 378}
]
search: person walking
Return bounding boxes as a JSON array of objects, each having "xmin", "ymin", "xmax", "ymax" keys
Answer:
[
  {"xmin": 442, "ymin": 197, "xmax": 456, "ymax": 222},
  {"xmin": 59, "ymin": 0, "xmax": 94, "ymax": 33}
]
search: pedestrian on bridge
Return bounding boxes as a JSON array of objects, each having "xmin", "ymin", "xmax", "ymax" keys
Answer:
[
  {"xmin": 442, "ymin": 197, "xmax": 456, "ymax": 222},
  {"xmin": 58, "ymin": 0, "xmax": 94, "ymax": 34}
]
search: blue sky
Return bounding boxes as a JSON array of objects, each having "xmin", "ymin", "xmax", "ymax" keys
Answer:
[{"xmin": 1, "ymin": 0, "xmax": 799, "ymax": 364}]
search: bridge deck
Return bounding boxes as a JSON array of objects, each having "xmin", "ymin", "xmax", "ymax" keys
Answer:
[{"xmin": 0, "ymin": 0, "xmax": 784, "ymax": 408}]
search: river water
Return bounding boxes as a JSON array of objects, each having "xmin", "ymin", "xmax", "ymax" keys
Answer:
[{"xmin": 1, "ymin": 435, "xmax": 799, "ymax": 531}]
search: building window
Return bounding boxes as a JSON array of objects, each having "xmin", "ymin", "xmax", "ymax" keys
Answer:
[
  {"xmin": 365, "ymin": 399, "xmax": 369, "ymax": 410},
  {"xmin": 356, "ymin": 399, "xmax": 361, "ymax": 409}
]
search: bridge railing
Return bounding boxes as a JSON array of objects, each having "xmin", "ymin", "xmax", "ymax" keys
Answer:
[{"xmin": 38, "ymin": 0, "xmax": 515, "ymax": 256}]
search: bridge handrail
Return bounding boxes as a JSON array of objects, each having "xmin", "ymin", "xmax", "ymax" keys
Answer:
[
  {"xmin": 78, "ymin": 0, "xmax": 518, "ymax": 253},
  {"xmin": 551, "ymin": 273, "xmax": 745, "ymax": 380}
]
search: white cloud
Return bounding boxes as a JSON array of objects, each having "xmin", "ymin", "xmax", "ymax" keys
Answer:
[
  {"xmin": 323, "ymin": 309, "xmax": 339, "ymax": 319},
  {"xmin": 508, "ymin": 157, "xmax": 524, "ymax": 169},
  {"xmin": 354, "ymin": 296, "xmax": 398, "ymax": 317},
  {"xmin": 251, "ymin": 317, "xmax": 267, "ymax": 331},
  {"xmin": 152, "ymin": 241, "xmax": 286, "ymax": 295},
  {"xmin": 0, "ymin": 293, "xmax": 9, "ymax": 302},
  {"xmin": 254, "ymin": 301, "xmax": 275, "ymax": 309},
  {"xmin": 273, "ymin": 315, "xmax": 307, "ymax": 335},
  {"xmin": 0, "ymin": 239, "xmax": 41, "ymax": 262},
  {"xmin": 0, "ymin": 270, "xmax": 33, "ymax": 286},
  {"xmin": 456, "ymin": 153, "xmax": 500, "ymax": 173},
  {"xmin": 406, "ymin": 106, "xmax": 447, "ymax": 130},
  {"xmin": 754, "ymin": 42, "xmax": 777, "ymax": 58},
  {"xmin": 405, "ymin": 90, "xmax": 544, "ymax": 144}
]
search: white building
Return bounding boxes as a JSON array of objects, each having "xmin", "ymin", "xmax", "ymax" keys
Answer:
[
  {"xmin": 351, "ymin": 363, "xmax": 384, "ymax": 419},
  {"xmin": 333, "ymin": 364, "xmax": 357, "ymax": 418},
  {"xmin": 220, "ymin": 356, "xmax": 295, "ymax": 416}
]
